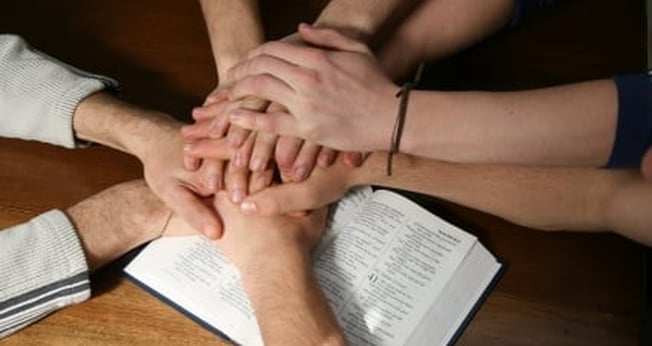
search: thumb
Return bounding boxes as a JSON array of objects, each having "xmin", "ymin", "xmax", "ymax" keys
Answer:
[
  {"xmin": 239, "ymin": 182, "xmax": 332, "ymax": 216},
  {"xmin": 297, "ymin": 23, "xmax": 370, "ymax": 54},
  {"xmin": 168, "ymin": 187, "xmax": 223, "ymax": 239}
]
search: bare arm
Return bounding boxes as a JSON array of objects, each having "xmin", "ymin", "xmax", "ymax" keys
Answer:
[
  {"xmin": 237, "ymin": 152, "xmax": 652, "ymax": 244},
  {"xmin": 72, "ymin": 92, "xmax": 222, "ymax": 238},
  {"xmin": 401, "ymin": 80, "xmax": 618, "ymax": 166},
  {"xmin": 66, "ymin": 181, "xmax": 170, "ymax": 271},
  {"xmin": 242, "ymin": 245, "xmax": 344, "ymax": 345},
  {"xmin": 199, "ymin": 0, "xmax": 264, "ymax": 79},
  {"xmin": 213, "ymin": 192, "xmax": 345, "ymax": 345},
  {"xmin": 314, "ymin": 0, "xmax": 416, "ymax": 42},
  {"xmin": 226, "ymin": 27, "xmax": 619, "ymax": 167},
  {"xmin": 378, "ymin": 0, "xmax": 514, "ymax": 78}
]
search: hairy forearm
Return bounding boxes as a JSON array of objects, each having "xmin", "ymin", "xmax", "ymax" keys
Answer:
[
  {"xmin": 358, "ymin": 153, "xmax": 633, "ymax": 232},
  {"xmin": 66, "ymin": 181, "xmax": 168, "ymax": 271},
  {"xmin": 199, "ymin": 0, "xmax": 264, "ymax": 78},
  {"xmin": 72, "ymin": 92, "xmax": 178, "ymax": 162},
  {"xmin": 401, "ymin": 79, "xmax": 618, "ymax": 166},
  {"xmin": 241, "ymin": 247, "xmax": 345, "ymax": 346}
]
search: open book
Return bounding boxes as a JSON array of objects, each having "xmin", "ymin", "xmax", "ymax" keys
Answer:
[{"xmin": 125, "ymin": 187, "xmax": 503, "ymax": 346}]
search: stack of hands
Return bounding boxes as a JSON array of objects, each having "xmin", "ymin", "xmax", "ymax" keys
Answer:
[{"xmin": 160, "ymin": 24, "xmax": 396, "ymax": 240}]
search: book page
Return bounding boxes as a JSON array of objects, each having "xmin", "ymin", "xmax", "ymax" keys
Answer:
[
  {"xmin": 313, "ymin": 190, "xmax": 477, "ymax": 346},
  {"xmin": 124, "ymin": 187, "xmax": 373, "ymax": 346},
  {"xmin": 406, "ymin": 242, "xmax": 502, "ymax": 345},
  {"xmin": 314, "ymin": 186, "xmax": 373, "ymax": 258},
  {"xmin": 124, "ymin": 236, "xmax": 263, "ymax": 346}
]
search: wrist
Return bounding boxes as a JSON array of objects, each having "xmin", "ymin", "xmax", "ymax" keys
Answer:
[
  {"xmin": 120, "ymin": 111, "xmax": 180, "ymax": 163},
  {"xmin": 240, "ymin": 244, "xmax": 310, "ymax": 286},
  {"xmin": 399, "ymin": 90, "xmax": 432, "ymax": 157},
  {"xmin": 314, "ymin": 7, "xmax": 377, "ymax": 42},
  {"xmin": 67, "ymin": 181, "xmax": 168, "ymax": 271}
]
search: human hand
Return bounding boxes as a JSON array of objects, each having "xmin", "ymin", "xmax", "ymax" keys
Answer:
[
  {"xmin": 226, "ymin": 23, "xmax": 399, "ymax": 153},
  {"xmin": 212, "ymin": 190, "xmax": 327, "ymax": 271},
  {"xmin": 238, "ymin": 153, "xmax": 366, "ymax": 216},
  {"xmin": 133, "ymin": 114, "xmax": 223, "ymax": 239}
]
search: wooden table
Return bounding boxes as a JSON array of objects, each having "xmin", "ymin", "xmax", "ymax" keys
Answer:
[{"xmin": 0, "ymin": 0, "xmax": 647, "ymax": 344}]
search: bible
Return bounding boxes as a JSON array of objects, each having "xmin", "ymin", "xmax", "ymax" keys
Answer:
[{"xmin": 125, "ymin": 187, "xmax": 503, "ymax": 345}]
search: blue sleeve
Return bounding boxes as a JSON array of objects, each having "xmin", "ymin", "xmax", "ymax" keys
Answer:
[
  {"xmin": 509, "ymin": 0, "xmax": 556, "ymax": 27},
  {"xmin": 605, "ymin": 72, "xmax": 652, "ymax": 168}
]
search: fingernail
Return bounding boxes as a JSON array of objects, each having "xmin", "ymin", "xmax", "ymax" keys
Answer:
[
  {"xmin": 183, "ymin": 143, "xmax": 193, "ymax": 152},
  {"xmin": 250, "ymin": 157, "xmax": 265, "ymax": 171},
  {"xmin": 240, "ymin": 200, "xmax": 258, "ymax": 215},
  {"xmin": 231, "ymin": 189, "xmax": 245, "ymax": 203},
  {"xmin": 294, "ymin": 166, "xmax": 307, "ymax": 182}
]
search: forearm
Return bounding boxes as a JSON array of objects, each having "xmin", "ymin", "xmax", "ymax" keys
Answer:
[
  {"xmin": 66, "ymin": 181, "xmax": 168, "ymax": 271},
  {"xmin": 72, "ymin": 92, "xmax": 179, "ymax": 162},
  {"xmin": 314, "ymin": 0, "xmax": 413, "ymax": 42},
  {"xmin": 358, "ymin": 152, "xmax": 632, "ymax": 231},
  {"xmin": 400, "ymin": 79, "xmax": 618, "ymax": 166},
  {"xmin": 241, "ymin": 247, "xmax": 345, "ymax": 346},
  {"xmin": 199, "ymin": 0, "xmax": 264, "ymax": 78},
  {"xmin": 379, "ymin": 0, "xmax": 513, "ymax": 78}
]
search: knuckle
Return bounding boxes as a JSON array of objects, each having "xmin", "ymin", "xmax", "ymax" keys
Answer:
[
  {"xmin": 251, "ymin": 74, "xmax": 270, "ymax": 92},
  {"xmin": 310, "ymin": 50, "xmax": 329, "ymax": 66}
]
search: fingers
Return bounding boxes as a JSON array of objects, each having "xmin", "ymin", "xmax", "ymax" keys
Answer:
[
  {"xmin": 192, "ymin": 101, "xmax": 228, "ymax": 121},
  {"xmin": 182, "ymin": 116, "xmax": 229, "ymax": 141},
  {"xmin": 228, "ymin": 108, "xmax": 297, "ymax": 137},
  {"xmin": 317, "ymin": 147, "xmax": 337, "ymax": 168},
  {"xmin": 183, "ymin": 155, "xmax": 201, "ymax": 171},
  {"xmin": 203, "ymin": 88, "xmax": 230, "ymax": 106},
  {"xmin": 199, "ymin": 158, "xmax": 225, "ymax": 193},
  {"xmin": 225, "ymin": 123, "xmax": 251, "ymax": 147},
  {"xmin": 239, "ymin": 180, "xmax": 333, "ymax": 216},
  {"xmin": 291, "ymin": 141, "xmax": 321, "ymax": 182},
  {"xmin": 166, "ymin": 185, "xmax": 223, "ymax": 239},
  {"xmin": 342, "ymin": 151, "xmax": 365, "ymax": 167},
  {"xmin": 248, "ymin": 168, "xmax": 275, "ymax": 195},
  {"xmin": 224, "ymin": 134, "xmax": 255, "ymax": 203},
  {"xmin": 243, "ymin": 40, "xmax": 331, "ymax": 69},
  {"xmin": 228, "ymin": 55, "xmax": 315, "ymax": 92},
  {"xmin": 275, "ymin": 136, "xmax": 303, "ymax": 181},
  {"xmin": 183, "ymin": 137, "xmax": 233, "ymax": 161},
  {"xmin": 225, "ymin": 159, "xmax": 250, "ymax": 204},
  {"xmin": 229, "ymin": 74, "xmax": 295, "ymax": 108},
  {"xmin": 232, "ymin": 131, "xmax": 255, "ymax": 169},
  {"xmin": 297, "ymin": 23, "xmax": 371, "ymax": 54},
  {"xmin": 250, "ymin": 131, "xmax": 278, "ymax": 171}
]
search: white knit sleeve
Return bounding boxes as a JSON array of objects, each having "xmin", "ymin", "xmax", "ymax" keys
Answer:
[
  {"xmin": 0, "ymin": 34, "xmax": 118, "ymax": 148},
  {"xmin": 0, "ymin": 210, "xmax": 91, "ymax": 338}
]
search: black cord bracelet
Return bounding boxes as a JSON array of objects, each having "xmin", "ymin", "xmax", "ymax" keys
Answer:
[{"xmin": 387, "ymin": 63, "xmax": 424, "ymax": 176}]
